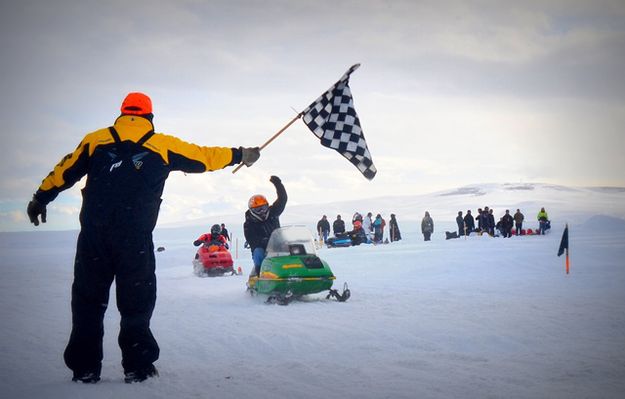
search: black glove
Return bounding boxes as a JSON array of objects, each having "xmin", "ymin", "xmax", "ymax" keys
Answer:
[
  {"xmin": 240, "ymin": 147, "xmax": 260, "ymax": 167},
  {"xmin": 269, "ymin": 175, "xmax": 281, "ymax": 185},
  {"xmin": 193, "ymin": 240, "xmax": 203, "ymax": 247},
  {"xmin": 27, "ymin": 197, "xmax": 47, "ymax": 226}
]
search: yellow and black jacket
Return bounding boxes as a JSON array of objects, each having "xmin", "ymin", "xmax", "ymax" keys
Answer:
[{"xmin": 34, "ymin": 115, "xmax": 242, "ymax": 230}]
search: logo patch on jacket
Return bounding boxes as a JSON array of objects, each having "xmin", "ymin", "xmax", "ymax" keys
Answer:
[
  {"xmin": 132, "ymin": 152, "xmax": 149, "ymax": 170},
  {"xmin": 110, "ymin": 160, "xmax": 123, "ymax": 172}
]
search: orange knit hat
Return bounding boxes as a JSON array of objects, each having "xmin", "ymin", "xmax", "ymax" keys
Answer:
[{"xmin": 121, "ymin": 92, "xmax": 152, "ymax": 115}]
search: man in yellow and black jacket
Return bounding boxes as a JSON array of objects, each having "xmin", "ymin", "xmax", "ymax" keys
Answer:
[{"xmin": 26, "ymin": 92, "xmax": 260, "ymax": 384}]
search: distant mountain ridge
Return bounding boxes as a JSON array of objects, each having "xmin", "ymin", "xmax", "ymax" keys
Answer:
[{"xmin": 161, "ymin": 183, "xmax": 625, "ymax": 230}]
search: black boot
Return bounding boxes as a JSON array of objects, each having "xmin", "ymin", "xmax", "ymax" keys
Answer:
[
  {"xmin": 124, "ymin": 364, "xmax": 158, "ymax": 383},
  {"xmin": 72, "ymin": 371, "xmax": 100, "ymax": 383}
]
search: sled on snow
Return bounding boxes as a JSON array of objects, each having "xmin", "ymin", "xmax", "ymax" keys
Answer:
[
  {"xmin": 325, "ymin": 231, "xmax": 370, "ymax": 248},
  {"xmin": 325, "ymin": 233, "xmax": 353, "ymax": 248}
]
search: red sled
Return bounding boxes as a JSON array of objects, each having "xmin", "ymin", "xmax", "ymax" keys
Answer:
[{"xmin": 193, "ymin": 244, "xmax": 236, "ymax": 276}]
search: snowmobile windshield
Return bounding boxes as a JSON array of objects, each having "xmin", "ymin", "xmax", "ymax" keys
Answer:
[{"xmin": 265, "ymin": 226, "xmax": 317, "ymax": 258}]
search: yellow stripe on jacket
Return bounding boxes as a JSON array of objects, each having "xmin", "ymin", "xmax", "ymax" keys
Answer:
[{"xmin": 38, "ymin": 115, "xmax": 234, "ymax": 200}]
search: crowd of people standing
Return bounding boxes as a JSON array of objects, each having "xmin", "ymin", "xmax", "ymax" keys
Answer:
[
  {"xmin": 449, "ymin": 207, "xmax": 549, "ymax": 239},
  {"xmin": 317, "ymin": 212, "xmax": 402, "ymax": 244},
  {"xmin": 316, "ymin": 207, "xmax": 549, "ymax": 244}
]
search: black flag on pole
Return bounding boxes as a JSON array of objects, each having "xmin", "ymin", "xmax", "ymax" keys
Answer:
[
  {"xmin": 557, "ymin": 225, "xmax": 569, "ymax": 256},
  {"xmin": 301, "ymin": 64, "xmax": 377, "ymax": 180}
]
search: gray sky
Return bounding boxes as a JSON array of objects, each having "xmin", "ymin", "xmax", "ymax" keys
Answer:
[{"xmin": 1, "ymin": 0, "xmax": 624, "ymax": 231}]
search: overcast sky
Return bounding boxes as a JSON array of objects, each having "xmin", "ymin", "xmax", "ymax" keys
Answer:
[{"xmin": 1, "ymin": 0, "xmax": 624, "ymax": 231}]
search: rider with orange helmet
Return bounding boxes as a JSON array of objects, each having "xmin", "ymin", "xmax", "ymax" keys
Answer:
[{"xmin": 243, "ymin": 175, "xmax": 287, "ymax": 276}]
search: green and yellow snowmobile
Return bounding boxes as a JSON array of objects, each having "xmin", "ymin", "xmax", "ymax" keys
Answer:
[{"xmin": 247, "ymin": 226, "xmax": 350, "ymax": 305}]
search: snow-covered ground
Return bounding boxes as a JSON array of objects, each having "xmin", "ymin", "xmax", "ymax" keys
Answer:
[{"xmin": 1, "ymin": 183, "xmax": 625, "ymax": 399}]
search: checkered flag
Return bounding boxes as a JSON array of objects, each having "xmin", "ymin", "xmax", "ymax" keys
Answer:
[{"xmin": 301, "ymin": 64, "xmax": 377, "ymax": 180}]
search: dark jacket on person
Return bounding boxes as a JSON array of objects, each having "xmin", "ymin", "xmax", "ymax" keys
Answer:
[
  {"xmin": 389, "ymin": 215, "xmax": 401, "ymax": 241},
  {"xmin": 421, "ymin": 215, "xmax": 434, "ymax": 234},
  {"xmin": 349, "ymin": 226, "xmax": 368, "ymax": 245},
  {"xmin": 513, "ymin": 211, "xmax": 524, "ymax": 226},
  {"xmin": 487, "ymin": 213, "xmax": 496, "ymax": 231},
  {"xmin": 502, "ymin": 214, "xmax": 514, "ymax": 230},
  {"xmin": 317, "ymin": 218, "xmax": 331, "ymax": 235},
  {"xmin": 31, "ymin": 113, "xmax": 244, "ymax": 379},
  {"xmin": 478, "ymin": 212, "xmax": 489, "ymax": 231},
  {"xmin": 456, "ymin": 214, "xmax": 464, "ymax": 232},
  {"xmin": 333, "ymin": 218, "xmax": 346, "ymax": 235},
  {"xmin": 464, "ymin": 213, "xmax": 475, "ymax": 231},
  {"xmin": 243, "ymin": 178, "xmax": 287, "ymax": 252},
  {"xmin": 34, "ymin": 115, "xmax": 242, "ymax": 230}
]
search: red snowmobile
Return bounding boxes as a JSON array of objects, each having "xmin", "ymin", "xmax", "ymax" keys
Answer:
[
  {"xmin": 192, "ymin": 225, "xmax": 237, "ymax": 276},
  {"xmin": 193, "ymin": 243, "xmax": 235, "ymax": 276}
]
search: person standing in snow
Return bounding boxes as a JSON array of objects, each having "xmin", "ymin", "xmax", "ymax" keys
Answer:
[
  {"xmin": 220, "ymin": 223, "xmax": 230, "ymax": 242},
  {"xmin": 333, "ymin": 214, "xmax": 346, "ymax": 236},
  {"xmin": 389, "ymin": 213, "xmax": 402, "ymax": 242},
  {"xmin": 501, "ymin": 210, "xmax": 514, "ymax": 238},
  {"xmin": 464, "ymin": 210, "xmax": 475, "ymax": 235},
  {"xmin": 26, "ymin": 92, "xmax": 260, "ymax": 384},
  {"xmin": 373, "ymin": 214, "xmax": 384, "ymax": 243},
  {"xmin": 537, "ymin": 207, "xmax": 549, "ymax": 235},
  {"xmin": 421, "ymin": 211, "xmax": 434, "ymax": 241},
  {"xmin": 244, "ymin": 176, "xmax": 287, "ymax": 277},
  {"xmin": 478, "ymin": 207, "xmax": 490, "ymax": 235},
  {"xmin": 456, "ymin": 211, "xmax": 465, "ymax": 236},
  {"xmin": 487, "ymin": 208, "xmax": 496, "ymax": 236},
  {"xmin": 316, "ymin": 215, "xmax": 331, "ymax": 243},
  {"xmin": 513, "ymin": 209, "xmax": 524, "ymax": 235},
  {"xmin": 475, "ymin": 208, "xmax": 483, "ymax": 232},
  {"xmin": 381, "ymin": 214, "xmax": 387, "ymax": 241},
  {"xmin": 363, "ymin": 212, "xmax": 374, "ymax": 241}
]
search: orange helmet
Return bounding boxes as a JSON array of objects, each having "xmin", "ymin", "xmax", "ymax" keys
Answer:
[
  {"xmin": 248, "ymin": 195, "xmax": 269, "ymax": 220},
  {"xmin": 248, "ymin": 195, "xmax": 268, "ymax": 209},
  {"xmin": 121, "ymin": 92, "xmax": 152, "ymax": 115}
]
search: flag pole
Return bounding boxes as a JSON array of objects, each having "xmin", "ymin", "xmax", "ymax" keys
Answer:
[
  {"xmin": 232, "ymin": 112, "xmax": 303, "ymax": 174},
  {"xmin": 566, "ymin": 249, "xmax": 570, "ymax": 274},
  {"xmin": 566, "ymin": 223, "xmax": 570, "ymax": 274}
]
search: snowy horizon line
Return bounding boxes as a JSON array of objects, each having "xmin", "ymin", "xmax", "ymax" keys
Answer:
[{"xmin": 5, "ymin": 181, "xmax": 624, "ymax": 234}]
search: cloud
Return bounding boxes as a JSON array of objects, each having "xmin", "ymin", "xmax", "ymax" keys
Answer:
[
  {"xmin": 1, "ymin": 0, "xmax": 624, "ymax": 231},
  {"xmin": 0, "ymin": 210, "xmax": 27, "ymax": 223}
]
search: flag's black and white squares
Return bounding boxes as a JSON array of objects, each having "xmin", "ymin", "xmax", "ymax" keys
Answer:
[{"xmin": 302, "ymin": 64, "xmax": 377, "ymax": 180}]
